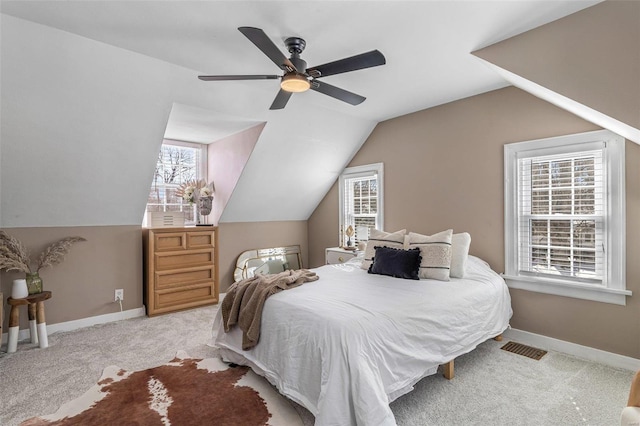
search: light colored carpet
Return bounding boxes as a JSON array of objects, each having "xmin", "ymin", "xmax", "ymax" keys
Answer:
[{"xmin": 1, "ymin": 303, "xmax": 633, "ymax": 426}]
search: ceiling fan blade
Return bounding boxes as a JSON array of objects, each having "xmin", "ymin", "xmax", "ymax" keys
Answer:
[
  {"xmin": 198, "ymin": 75, "xmax": 280, "ymax": 81},
  {"xmin": 311, "ymin": 81, "xmax": 365, "ymax": 105},
  {"xmin": 307, "ymin": 50, "xmax": 386, "ymax": 78},
  {"xmin": 238, "ymin": 27, "xmax": 296, "ymax": 71},
  {"xmin": 270, "ymin": 89, "xmax": 293, "ymax": 110}
]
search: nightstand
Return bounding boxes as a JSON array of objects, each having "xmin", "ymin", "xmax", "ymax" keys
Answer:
[{"xmin": 325, "ymin": 247, "xmax": 359, "ymax": 265}]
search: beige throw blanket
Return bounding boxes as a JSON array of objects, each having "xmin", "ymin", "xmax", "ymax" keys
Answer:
[{"xmin": 222, "ymin": 269, "xmax": 319, "ymax": 349}]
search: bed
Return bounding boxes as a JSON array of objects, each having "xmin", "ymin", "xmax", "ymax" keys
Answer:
[{"xmin": 212, "ymin": 254, "xmax": 512, "ymax": 425}]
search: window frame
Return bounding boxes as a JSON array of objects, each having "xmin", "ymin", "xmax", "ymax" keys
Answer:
[
  {"xmin": 145, "ymin": 140, "xmax": 208, "ymax": 226},
  {"xmin": 338, "ymin": 163, "xmax": 384, "ymax": 247},
  {"xmin": 504, "ymin": 130, "xmax": 629, "ymax": 305}
]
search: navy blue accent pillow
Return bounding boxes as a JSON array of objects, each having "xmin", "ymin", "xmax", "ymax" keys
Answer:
[{"xmin": 367, "ymin": 246, "xmax": 421, "ymax": 280}]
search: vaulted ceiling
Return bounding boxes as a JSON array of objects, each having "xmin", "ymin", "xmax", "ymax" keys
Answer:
[
  {"xmin": 2, "ymin": 1, "xmax": 603, "ymax": 123},
  {"xmin": 0, "ymin": 1, "xmax": 604, "ymax": 227}
]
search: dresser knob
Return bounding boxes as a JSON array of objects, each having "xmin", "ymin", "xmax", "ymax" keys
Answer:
[{"xmin": 338, "ymin": 256, "xmax": 344, "ymax": 262}]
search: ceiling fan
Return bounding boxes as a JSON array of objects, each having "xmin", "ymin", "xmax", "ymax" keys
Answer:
[{"xmin": 198, "ymin": 27, "xmax": 386, "ymax": 110}]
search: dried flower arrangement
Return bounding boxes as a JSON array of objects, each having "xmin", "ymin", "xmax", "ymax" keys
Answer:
[
  {"xmin": 0, "ymin": 230, "xmax": 86, "ymax": 274},
  {"xmin": 175, "ymin": 179, "xmax": 214, "ymax": 204}
]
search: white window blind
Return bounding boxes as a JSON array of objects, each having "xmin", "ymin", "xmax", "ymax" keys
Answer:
[
  {"xmin": 504, "ymin": 130, "xmax": 628, "ymax": 305},
  {"xmin": 339, "ymin": 163, "xmax": 384, "ymax": 247},
  {"xmin": 146, "ymin": 141, "xmax": 206, "ymax": 224},
  {"xmin": 517, "ymin": 149, "xmax": 604, "ymax": 284}
]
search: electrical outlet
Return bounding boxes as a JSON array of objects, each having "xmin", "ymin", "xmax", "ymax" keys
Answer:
[{"xmin": 115, "ymin": 289, "xmax": 124, "ymax": 302}]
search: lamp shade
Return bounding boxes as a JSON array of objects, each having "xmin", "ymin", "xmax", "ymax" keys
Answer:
[{"xmin": 345, "ymin": 225, "xmax": 354, "ymax": 237}]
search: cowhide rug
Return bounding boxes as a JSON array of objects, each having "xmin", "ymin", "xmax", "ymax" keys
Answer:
[{"xmin": 21, "ymin": 351, "xmax": 303, "ymax": 426}]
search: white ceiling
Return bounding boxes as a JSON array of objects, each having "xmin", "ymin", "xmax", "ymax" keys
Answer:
[
  {"xmin": 1, "ymin": 0, "xmax": 602, "ymax": 143},
  {"xmin": 164, "ymin": 103, "xmax": 262, "ymax": 144},
  {"xmin": 1, "ymin": 1, "xmax": 606, "ymax": 226}
]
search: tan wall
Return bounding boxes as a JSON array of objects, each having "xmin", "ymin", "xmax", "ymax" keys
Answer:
[
  {"xmin": 217, "ymin": 221, "xmax": 308, "ymax": 292},
  {"xmin": 1, "ymin": 225, "xmax": 143, "ymax": 331},
  {"xmin": 0, "ymin": 221, "xmax": 309, "ymax": 331},
  {"xmin": 308, "ymin": 86, "xmax": 640, "ymax": 358},
  {"xmin": 473, "ymin": 0, "xmax": 640, "ymax": 130},
  {"xmin": 308, "ymin": 184, "xmax": 339, "ymax": 268}
]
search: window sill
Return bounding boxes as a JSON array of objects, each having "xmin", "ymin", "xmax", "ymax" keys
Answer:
[{"xmin": 502, "ymin": 275, "xmax": 631, "ymax": 305}]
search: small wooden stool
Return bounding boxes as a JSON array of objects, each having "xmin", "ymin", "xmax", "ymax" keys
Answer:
[{"xmin": 7, "ymin": 291, "xmax": 52, "ymax": 353}]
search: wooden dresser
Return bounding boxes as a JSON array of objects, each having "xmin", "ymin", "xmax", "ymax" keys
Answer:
[{"xmin": 143, "ymin": 227, "xmax": 219, "ymax": 316}]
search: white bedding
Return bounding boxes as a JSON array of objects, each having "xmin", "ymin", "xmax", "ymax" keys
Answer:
[{"xmin": 212, "ymin": 255, "xmax": 512, "ymax": 426}]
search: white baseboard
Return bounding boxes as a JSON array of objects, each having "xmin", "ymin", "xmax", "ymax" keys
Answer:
[
  {"xmin": 504, "ymin": 328, "xmax": 640, "ymax": 372},
  {"xmin": 1, "ymin": 306, "xmax": 146, "ymax": 345}
]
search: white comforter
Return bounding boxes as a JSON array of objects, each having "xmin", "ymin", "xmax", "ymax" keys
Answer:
[{"xmin": 212, "ymin": 255, "xmax": 512, "ymax": 426}]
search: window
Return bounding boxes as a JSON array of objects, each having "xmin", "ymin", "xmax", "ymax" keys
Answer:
[
  {"xmin": 145, "ymin": 140, "xmax": 207, "ymax": 225},
  {"xmin": 504, "ymin": 130, "xmax": 628, "ymax": 305},
  {"xmin": 339, "ymin": 163, "xmax": 384, "ymax": 247}
]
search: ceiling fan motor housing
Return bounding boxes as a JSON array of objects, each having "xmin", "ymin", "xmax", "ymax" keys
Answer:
[
  {"xmin": 285, "ymin": 37, "xmax": 306, "ymax": 54},
  {"xmin": 285, "ymin": 37, "xmax": 308, "ymax": 75},
  {"xmin": 289, "ymin": 56, "xmax": 308, "ymax": 74}
]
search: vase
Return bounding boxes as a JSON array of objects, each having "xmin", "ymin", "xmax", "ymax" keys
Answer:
[
  {"xmin": 11, "ymin": 279, "xmax": 29, "ymax": 299},
  {"xmin": 198, "ymin": 196, "xmax": 214, "ymax": 225},
  {"xmin": 26, "ymin": 272, "xmax": 43, "ymax": 294}
]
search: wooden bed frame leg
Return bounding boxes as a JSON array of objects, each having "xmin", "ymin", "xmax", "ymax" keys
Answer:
[
  {"xmin": 441, "ymin": 336, "xmax": 500, "ymax": 381},
  {"xmin": 443, "ymin": 360, "xmax": 454, "ymax": 380}
]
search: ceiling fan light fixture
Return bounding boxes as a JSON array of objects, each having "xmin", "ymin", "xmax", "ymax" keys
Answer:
[{"xmin": 281, "ymin": 74, "xmax": 310, "ymax": 93}]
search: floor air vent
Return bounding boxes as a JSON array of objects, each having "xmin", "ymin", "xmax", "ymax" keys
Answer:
[{"xmin": 500, "ymin": 341, "xmax": 547, "ymax": 360}]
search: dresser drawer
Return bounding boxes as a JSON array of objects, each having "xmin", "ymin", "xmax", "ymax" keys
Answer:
[
  {"xmin": 155, "ymin": 249, "xmax": 214, "ymax": 271},
  {"xmin": 154, "ymin": 283, "xmax": 216, "ymax": 311},
  {"xmin": 154, "ymin": 232, "xmax": 187, "ymax": 252},
  {"xmin": 155, "ymin": 266, "xmax": 215, "ymax": 290},
  {"xmin": 326, "ymin": 249, "xmax": 357, "ymax": 265},
  {"xmin": 187, "ymin": 230, "xmax": 215, "ymax": 249}
]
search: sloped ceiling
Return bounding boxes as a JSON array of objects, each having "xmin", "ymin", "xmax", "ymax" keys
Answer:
[
  {"xmin": 164, "ymin": 103, "xmax": 262, "ymax": 144},
  {"xmin": 0, "ymin": 1, "xmax": 603, "ymax": 227},
  {"xmin": 473, "ymin": 0, "xmax": 640, "ymax": 144},
  {"xmin": 1, "ymin": 1, "xmax": 602, "ymax": 122}
]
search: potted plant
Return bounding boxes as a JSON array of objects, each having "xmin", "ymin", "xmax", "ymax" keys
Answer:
[{"xmin": 0, "ymin": 231, "xmax": 86, "ymax": 294}]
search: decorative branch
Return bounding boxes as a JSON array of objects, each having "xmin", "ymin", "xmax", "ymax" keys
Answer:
[
  {"xmin": 36, "ymin": 236, "xmax": 87, "ymax": 272},
  {"xmin": 0, "ymin": 231, "xmax": 86, "ymax": 275},
  {"xmin": 0, "ymin": 231, "xmax": 31, "ymax": 273}
]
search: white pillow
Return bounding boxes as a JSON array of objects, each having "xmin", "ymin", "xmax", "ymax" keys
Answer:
[
  {"xmin": 361, "ymin": 229, "xmax": 406, "ymax": 270},
  {"xmin": 345, "ymin": 250, "xmax": 365, "ymax": 267},
  {"xmin": 450, "ymin": 232, "xmax": 471, "ymax": 278},
  {"xmin": 406, "ymin": 229, "xmax": 453, "ymax": 281}
]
